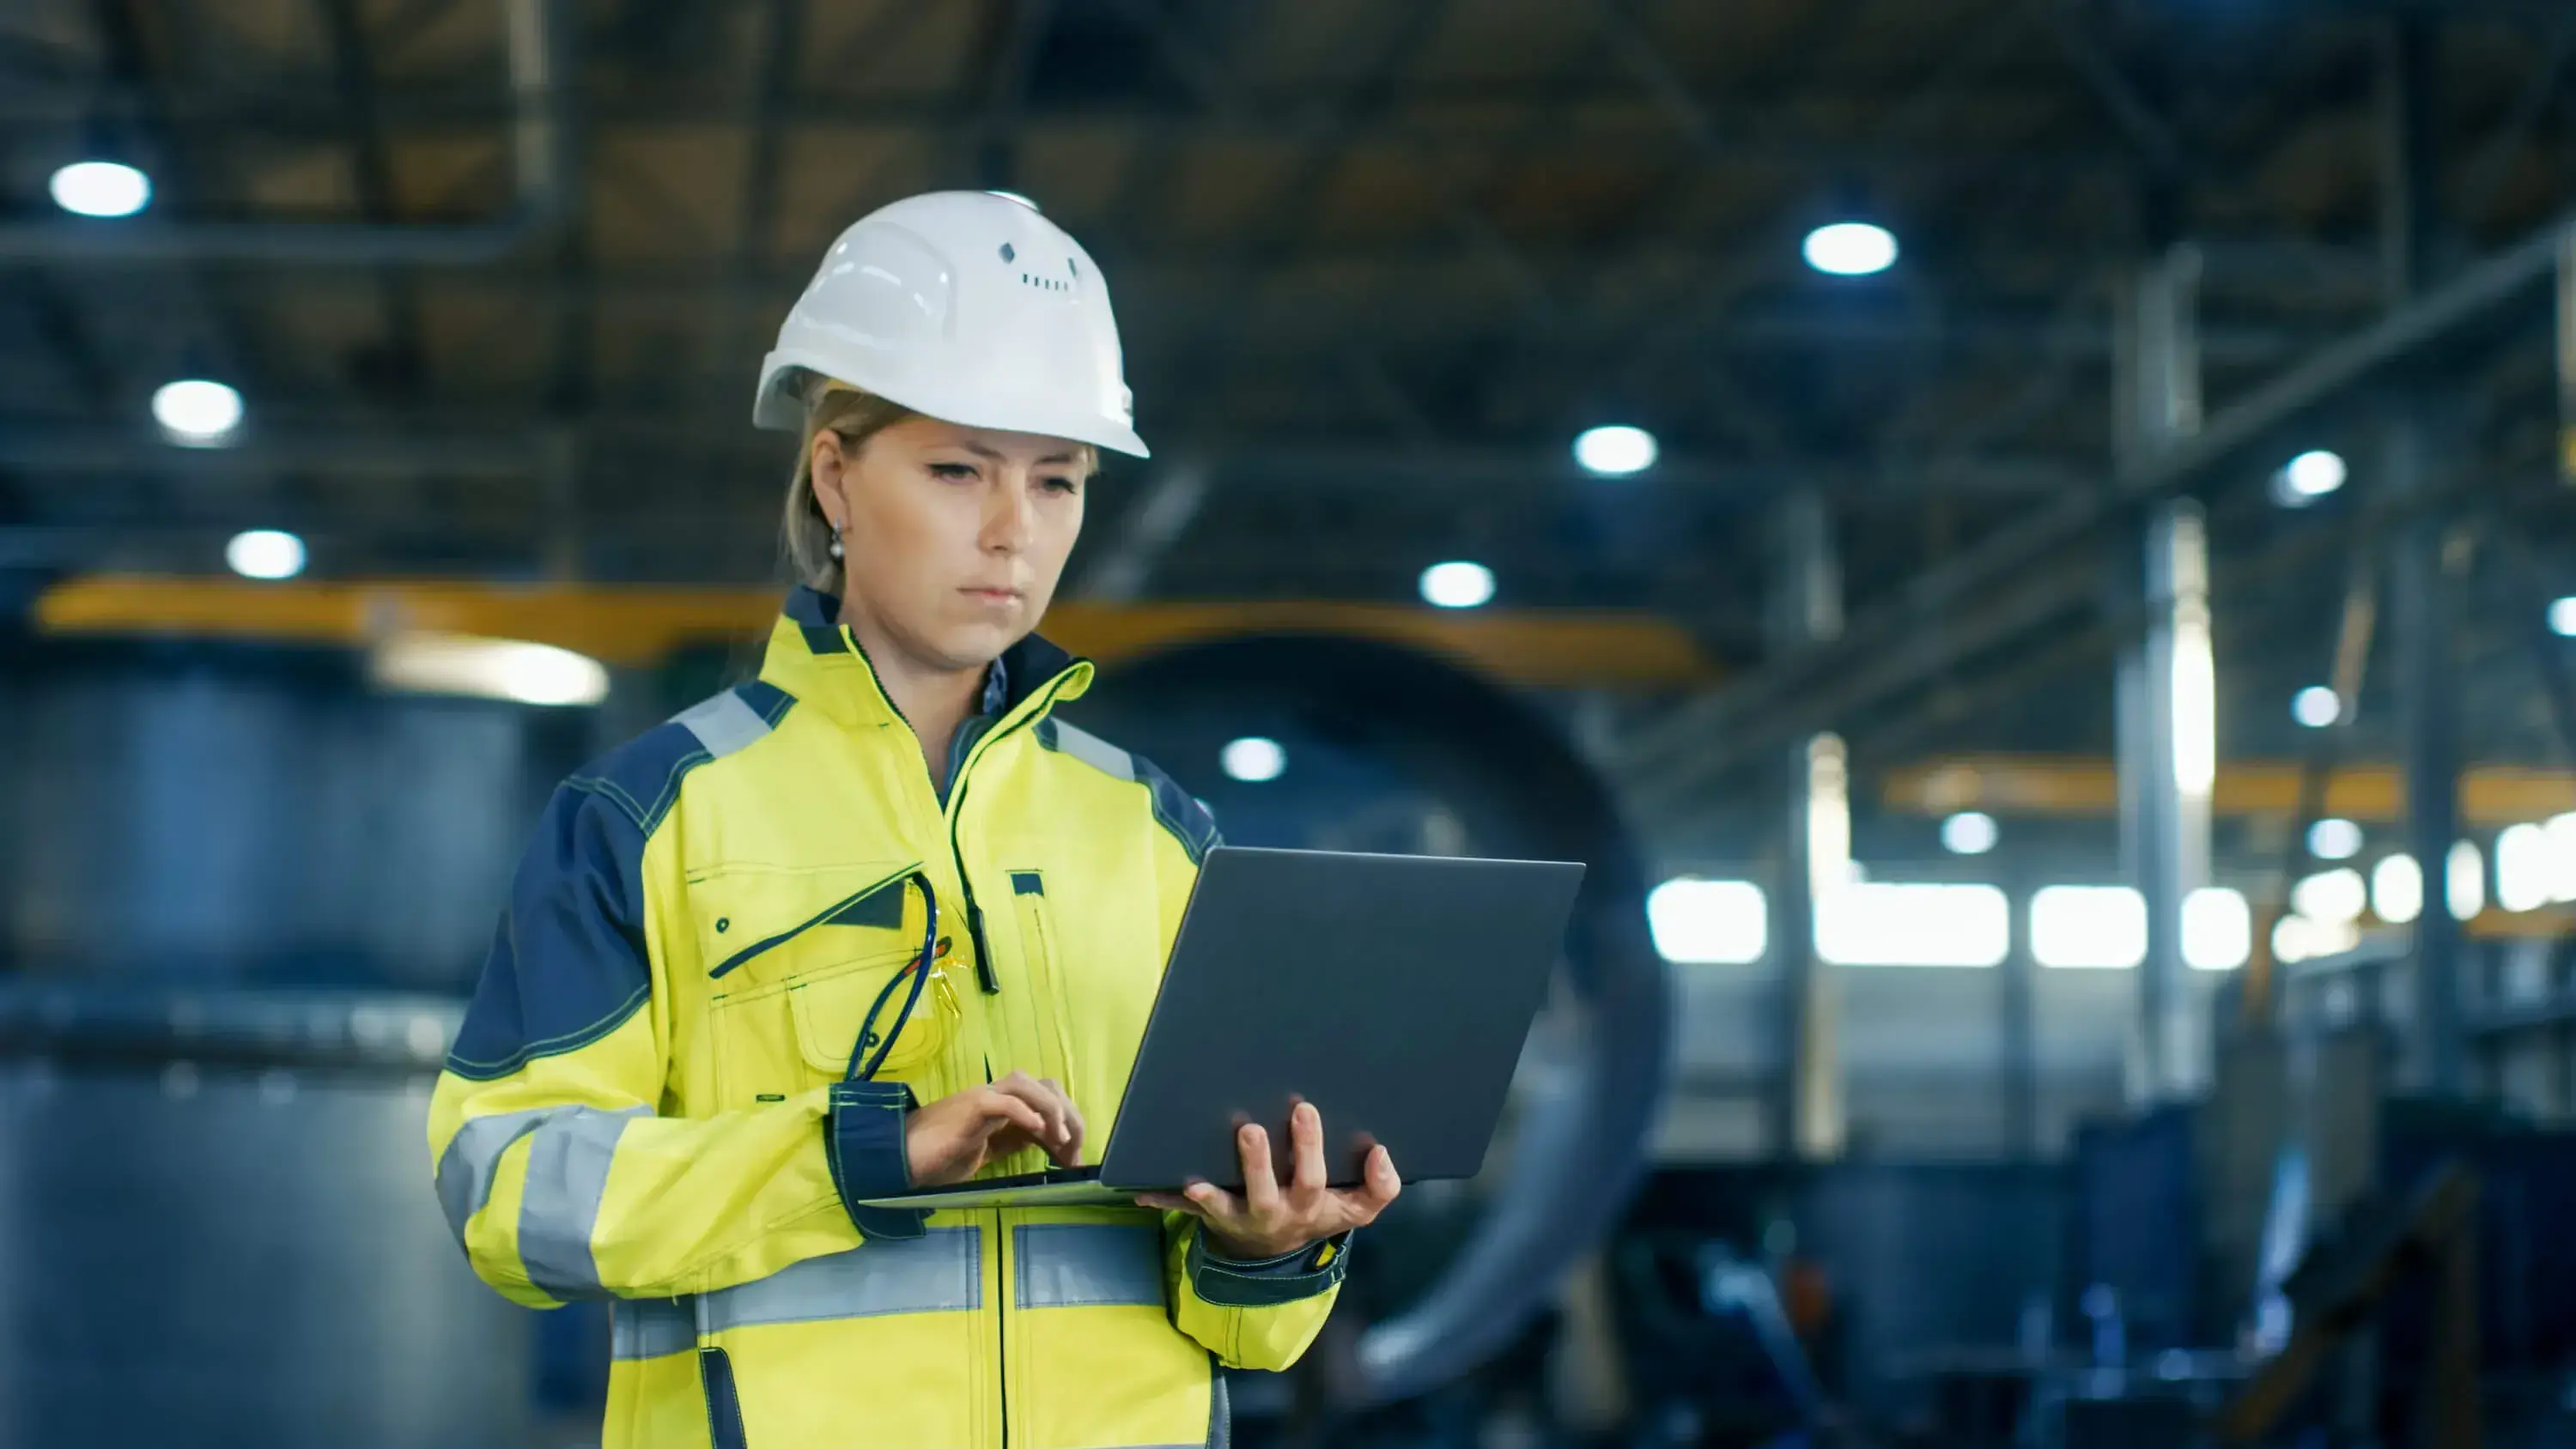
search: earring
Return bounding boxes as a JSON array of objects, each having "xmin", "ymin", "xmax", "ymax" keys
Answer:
[{"xmin": 828, "ymin": 524, "xmax": 845, "ymax": 561}]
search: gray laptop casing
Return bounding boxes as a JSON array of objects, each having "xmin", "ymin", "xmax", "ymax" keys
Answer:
[{"xmin": 858, "ymin": 846, "xmax": 1584, "ymax": 1209}]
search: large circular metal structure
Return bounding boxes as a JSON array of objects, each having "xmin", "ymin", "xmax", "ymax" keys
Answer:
[{"xmin": 1071, "ymin": 632, "xmax": 1671, "ymax": 1405}]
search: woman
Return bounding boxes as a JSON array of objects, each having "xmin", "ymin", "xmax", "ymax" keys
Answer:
[{"xmin": 428, "ymin": 191, "xmax": 1398, "ymax": 1449}]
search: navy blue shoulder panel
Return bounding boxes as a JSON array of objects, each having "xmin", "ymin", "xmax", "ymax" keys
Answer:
[
  {"xmin": 1131, "ymin": 749, "xmax": 1222, "ymax": 867},
  {"xmin": 443, "ymin": 684, "xmax": 797, "ymax": 1081}
]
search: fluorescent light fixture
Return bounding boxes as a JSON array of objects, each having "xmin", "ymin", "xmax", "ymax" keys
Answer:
[
  {"xmin": 2372, "ymin": 854, "xmax": 2422, "ymax": 925},
  {"xmin": 2184, "ymin": 887, "xmax": 2251, "ymax": 970},
  {"xmin": 224, "ymin": 529, "xmax": 306, "ymax": 581},
  {"xmin": 371, "ymin": 634, "xmax": 609, "ymax": 706},
  {"xmin": 49, "ymin": 160, "xmax": 151, "ymax": 217},
  {"xmin": 2293, "ymin": 686, "xmax": 2340, "ymax": 728},
  {"xmin": 1941, "ymin": 809, "xmax": 1998, "ymax": 856},
  {"xmin": 1801, "ymin": 221, "xmax": 1899, "ymax": 276},
  {"xmin": 2272, "ymin": 913, "xmax": 2359, "ymax": 966},
  {"xmin": 2307, "ymin": 817, "xmax": 2363, "ymax": 861},
  {"xmin": 2280, "ymin": 450, "xmax": 2348, "ymax": 500},
  {"xmin": 2291, "ymin": 868, "xmax": 2366, "ymax": 927},
  {"xmin": 2448, "ymin": 839, "xmax": 2486, "ymax": 920},
  {"xmin": 1572, "ymin": 425, "xmax": 1658, "ymax": 476},
  {"xmin": 1219, "ymin": 736, "xmax": 1285, "ymax": 783},
  {"xmin": 1816, "ymin": 882, "xmax": 2008, "ymax": 967},
  {"xmin": 152, "ymin": 379, "xmax": 243, "ymax": 445},
  {"xmin": 2551, "ymin": 598, "xmax": 2576, "ymax": 638},
  {"xmin": 1647, "ymin": 878, "xmax": 1768, "ymax": 965},
  {"xmin": 2031, "ymin": 885, "xmax": 2147, "ymax": 969},
  {"xmin": 2499, "ymin": 824, "xmax": 2552, "ymax": 911},
  {"xmin": 1419, "ymin": 561, "xmax": 1495, "ymax": 609}
]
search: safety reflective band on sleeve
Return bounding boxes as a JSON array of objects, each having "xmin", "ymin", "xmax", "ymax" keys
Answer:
[
  {"xmin": 434, "ymin": 1105, "xmax": 577, "ymax": 1241},
  {"xmin": 701, "ymin": 1228, "xmax": 982, "ymax": 1331},
  {"xmin": 518, "ymin": 1105, "xmax": 652, "ymax": 1299},
  {"xmin": 611, "ymin": 1296, "xmax": 699, "ymax": 1361},
  {"xmin": 1012, "ymin": 1223, "xmax": 1166, "ymax": 1310}
]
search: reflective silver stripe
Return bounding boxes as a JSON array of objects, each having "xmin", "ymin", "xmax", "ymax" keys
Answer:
[
  {"xmin": 1014, "ymin": 1223, "xmax": 1166, "ymax": 1310},
  {"xmin": 611, "ymin": 1295, "xmax": 698, "ymax": 1361},
  {"xmin": 519, "ymin": 1104, "xmax": 649, "ymax": 1299},
  {"xmin": 671, "ymin": 689, "xmax": 771, "ymax": 759},
  {"xmin": 702, "ymin": 1227, "xmax": 981, "ymax": 1331},
  {"xmin": 1047, "ymin": 718, "xmax": 1135, "ymax": 781},
  {"xmin": 434, "ymin": 1106, "xmax": 572, "ymax": 1241}
]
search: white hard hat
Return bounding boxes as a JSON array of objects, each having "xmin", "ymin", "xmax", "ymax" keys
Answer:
[{"xmin": 754, "ymin": 191, "xmax": 1148, "ymax": 458}]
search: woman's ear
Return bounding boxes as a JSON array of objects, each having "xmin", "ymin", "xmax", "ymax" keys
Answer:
[{"xmin": 810, "ymin": 429, "xmax": 850, "ymax": 531}]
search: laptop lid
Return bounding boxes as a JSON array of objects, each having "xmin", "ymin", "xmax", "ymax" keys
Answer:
[{"xmin": 1097, "ymin": 846, "xmax": 1584, "ymax": 1193}]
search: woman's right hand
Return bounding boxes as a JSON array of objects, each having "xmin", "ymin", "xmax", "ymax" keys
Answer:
[{"xmin": 903, "ymin": 1070, "xmax": 1084, "ymax": 1186}]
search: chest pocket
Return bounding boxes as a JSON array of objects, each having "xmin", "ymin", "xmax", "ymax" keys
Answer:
[{"xmin": 693, "ymin": 862, "xmax": 960, "ymax": 1102}]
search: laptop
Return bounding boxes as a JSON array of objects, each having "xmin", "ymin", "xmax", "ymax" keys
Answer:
[{"xmin": 855, "ymin": 845, "xmax": 1586, "ymax": 1210}]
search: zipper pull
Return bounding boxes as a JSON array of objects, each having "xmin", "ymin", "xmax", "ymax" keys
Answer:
[{"xmin": 969, "ymin": 902, "xmax": 999, "ymax": 993}]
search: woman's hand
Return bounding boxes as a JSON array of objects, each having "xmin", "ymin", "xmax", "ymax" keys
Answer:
[
  {"xmin": 905, "ymin": 1070, "xmax": 1084, "ymax": 1187},
  {"xmin": 1136, "ymin": 1100, "xmax": 1400, "ymax": 1261}
]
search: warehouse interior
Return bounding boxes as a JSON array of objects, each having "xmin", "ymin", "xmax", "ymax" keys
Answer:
[{"xmin": 9, "ymin": 0, "xmax": 2576, "ymax": 1444}]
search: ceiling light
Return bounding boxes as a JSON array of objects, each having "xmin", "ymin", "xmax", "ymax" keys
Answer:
[
  {"xmin": 2307, "ymin": 817, "xmax": 2363, "ymax": 861},
  {"xmin": 1802, "ymin": 221, "xmax": 1899, "ymax": 276},
  {"xmin": 224, "ymin": 530, "xmax": 306, "ymax": 581},
  {"xmin": 49, "ymin": 160, "xmax": 151, "ymax": 218},
  {"xmin": 1219, "ymin": 737, "xmax": 1285, "ymax": 783},
  {"xmin": 2550, "ymin": 597, "xmax": 2576, "ymax": 638},
  {"xmin": 371, "ymin": 634, "xmax": 609, "ymax": 706},
  {"xmin": 2292, "ymin": 686, "xmax": 2340, "ymax": 729},
  {"xmin": 2291, "ymin": 868, "xmax": 2366, "ymax": 927},
  {"xmin": 152, "ymin": 379, "xmax": 243, "ymax": 445},
  {"xmin": 1419, "ymin": 561, "xmax": 1495, "ymax": 609},
  {"xmin": 1572, "ymin": 425, "xmax": 1658, "ymax": 476},
  {"xmin": 2281, "ymin": 450, "xmax": 2347, "ymax": 500},
  {"xmin": 2371, "ymin": 854, "xmax": 2422, "ymax": 925},
  {"xmin": 1940, "ymin": 810, "xmax": 1998, "ymax": 856}
]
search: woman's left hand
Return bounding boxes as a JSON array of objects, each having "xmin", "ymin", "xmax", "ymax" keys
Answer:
[{"xmin": 1137, "ymin": 1100, "xmax": 1400, "ymax": 1261}]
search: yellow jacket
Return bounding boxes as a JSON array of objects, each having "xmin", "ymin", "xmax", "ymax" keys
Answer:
[{"xmin": 428, "ymin": 587, "xmax": 1345, "ymax": 1448}]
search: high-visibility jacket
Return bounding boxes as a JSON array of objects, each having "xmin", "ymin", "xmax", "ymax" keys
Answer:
[{"xmin": 428, "ymin": 587, "xmax": 1347, "ymax": 1449}]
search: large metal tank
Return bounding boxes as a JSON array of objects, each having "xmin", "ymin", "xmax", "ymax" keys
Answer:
[
  {"xmin": 0, "ymin": 641, "xmax": 568, "ymax": 989},
  {"xmin": 0, "ymin": 987, "xmax": 534, "ymax": 1448}
]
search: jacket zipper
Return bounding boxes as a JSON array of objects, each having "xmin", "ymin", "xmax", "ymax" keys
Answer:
[{"xmin": 841, "ymin": 627, "xmax": 1076, "ymax": 1449}]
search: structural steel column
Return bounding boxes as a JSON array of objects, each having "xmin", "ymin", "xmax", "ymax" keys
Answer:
[
  {"xmin": 2383, "ymin": 15, "xmax": 2464, "ymax": 1095},
  {"xmin": 2116, "ymin": 245, "xmax": 2215, "ymax": 1103},
  {"xmin": 1767, "ymin": 489, "xmax": 1844, "ymax": 1159}
]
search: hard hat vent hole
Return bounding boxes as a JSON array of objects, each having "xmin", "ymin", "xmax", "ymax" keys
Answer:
[{"xmin": 999, "ymin": 243, "xmax": 1016, "ymax": 264}]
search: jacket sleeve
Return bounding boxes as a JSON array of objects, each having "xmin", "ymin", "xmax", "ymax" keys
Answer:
[
  {"xmin": 426, "ymin": 776, "xmax": 920, "ymax": 1310},
  {"xmin": 1130, "ymin": 767, "xmax": 1349, "ymax": 1369}
]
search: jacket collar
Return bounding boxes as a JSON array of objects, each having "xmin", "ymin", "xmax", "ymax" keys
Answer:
[{"xmin": 762, "ymin": 585, "xmax": 1091, "ymax": 733}]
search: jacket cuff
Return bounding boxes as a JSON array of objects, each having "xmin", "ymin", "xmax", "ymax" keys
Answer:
[
  {"xmin": 1188, "ymin": 1226, "xmax": 1352, "ymax": 1307},
  {"xmin": 825, "ymin": 1081, "xmax": 928, "ymax": 1240}
]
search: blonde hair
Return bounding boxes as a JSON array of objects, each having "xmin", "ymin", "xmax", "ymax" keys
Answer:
[{"xmin": 779, "ymin": 383, "xmax": 921, "ymax": 594}]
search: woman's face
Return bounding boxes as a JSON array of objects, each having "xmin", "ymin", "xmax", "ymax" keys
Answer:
[{"xmin": 811, "ymin": 414, "xmax": 1090, "ymax": 674}]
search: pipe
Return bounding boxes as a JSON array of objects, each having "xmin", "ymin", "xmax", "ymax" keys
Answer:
[{"xmin": 0, "ymin": 0, "xmax": 568, "ymax": 266}]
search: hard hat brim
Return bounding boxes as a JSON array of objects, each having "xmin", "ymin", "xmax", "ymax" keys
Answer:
[{"xmin": 754, "ymin": 355, "xmax": 1150, "ymax": 459}]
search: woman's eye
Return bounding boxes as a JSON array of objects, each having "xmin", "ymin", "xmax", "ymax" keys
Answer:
[
  {"xmin": 1040, "ymin": 476, "xmax": 1080, "ymax": 496},
  {"xmin": 928, "ymin": 462, "xmax": 978, "ymax": 482}
]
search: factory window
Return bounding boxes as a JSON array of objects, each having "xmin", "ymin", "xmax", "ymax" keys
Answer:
[
  {"xmin": 1647, "ymin": 879, "xmax": 1766, "ymax": 964},
  {"xmin": 2030, "ymin": 886, "xmax": 2145, "ymax": 968},
  {"xmin": 2184, "ymin": 887, "xmax": 2251, "ymax": 970},
  {"xmin": 1815, "ymin": 882, "xmax": 2008, "ymax": 967}
]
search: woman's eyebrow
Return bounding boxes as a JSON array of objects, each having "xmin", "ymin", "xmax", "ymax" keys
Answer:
[{"xmin": 958, "ymin": 441, "xmax": 1079, "ymax": 465}]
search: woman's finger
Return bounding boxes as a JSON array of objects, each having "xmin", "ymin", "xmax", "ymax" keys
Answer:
[
  {"xmin": 1236, "ymin": 1124, "xmax": 1282, "ymax": 1217},
  {"xmin": 992, "ymin": 1074, "xmax": 1071, "ymax": 1149},
  {"xmin": 1042, "ymin": 1079, "xmax": 1088, "ymax": 1163},
  {"xmin": 1183, "ymin": 1179, "xmax": 1244, "ymax": 1224},
  {"xmin": 1353, "ymin": 1144, "xmax": 1401, "ymax": 1211},
  {"xmin": 1290, "ymin": 1101, "xmax": 1328, "ymax": 1193},
  {"xmin": 980, "ymin": 1088, "xmax": 1048, "ymax": 1138},
  {"xmin": 1133, "ymin": 1192, "xmax": 1195, "ymax": 1216}
]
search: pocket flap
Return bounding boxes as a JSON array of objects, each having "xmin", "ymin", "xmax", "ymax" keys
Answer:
[{"xmin": 692, "ymin": 862, "xmax": 920, "ymax": 980}]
